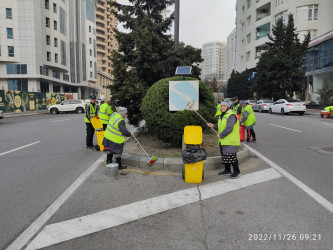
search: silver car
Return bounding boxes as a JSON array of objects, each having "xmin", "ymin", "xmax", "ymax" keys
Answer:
[
  {"xmin": 0, "ymin": 110, "xmax": 4, "ymax": 119},
  {"xmin": 253, "ymin": 99, "xmax": 274, "ymax": 113}
]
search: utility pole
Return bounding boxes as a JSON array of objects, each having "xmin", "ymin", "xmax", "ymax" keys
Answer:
[{"xmin": 174, "ymin": 0, "xmax": 179, "ymax": 50}]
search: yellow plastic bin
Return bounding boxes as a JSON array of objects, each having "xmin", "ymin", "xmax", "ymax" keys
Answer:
[
  {"xmin": 182, "ymin": 125, "xmax": 204, "ymax": 183},
  {"xmin": 90, "ymin": 117, "xmax": 104, "ymax": 151}
]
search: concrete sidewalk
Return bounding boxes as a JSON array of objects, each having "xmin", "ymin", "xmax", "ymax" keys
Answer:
[{"xmin": 3, "ymin": 110, "xmax": 48, "ymax": 118}]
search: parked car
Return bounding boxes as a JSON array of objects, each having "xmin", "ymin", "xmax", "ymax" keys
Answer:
[
  {"xmin": 305, "ymin": 101, "xmax": 324, "ymax": 110},
  {"xmin": 244, "ymin": 100, "xmax": 257, "ymax": 106},
  {"xmin": 268, "ymin": 99, "xmax": 306, "ymax": 115},
  {"xmin": 253, "ymin": 99, "xmax": 274, "ymax": 112},
  {"xmin": 0, "ymin": 110, "xmax": 4, "ymax": 119},
  {"xmin": 48, "ymin": 99, "xmax": 86, "ymax": 115}
]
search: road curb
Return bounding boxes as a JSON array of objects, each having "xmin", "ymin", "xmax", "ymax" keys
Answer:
[
  {"xmin": 4, "ymin": 110, "xmax": 48, "ymax": 118},
  {"xmin": 122, "ymin": 148, "xmax": 250, "ymax": 171}
]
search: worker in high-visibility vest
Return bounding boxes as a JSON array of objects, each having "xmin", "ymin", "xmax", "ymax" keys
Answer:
[
  {"xmin": 207, "ymin": 101, "xmax": 241, "ymax": 179},
  {"xmin": 230, "ymin": 96, "xmax": 242, "ymax": 115},
  {"xmin": 102, "ymin": 107, "xmax": 134, "ymax": 168},
  {"xmin": 98, "ymin": 99, "xmax": 117, "ymax": 131},
  {"xmin": 324, "ymin": 106, "xmax": 333, "ymax": 112},
  {"xmin": 85, "ymin": 95, "xmax": 98, "ymax": 149},
  {"xmin": 240, "ymin": 100, "xmax": 257, "ymax": 142}
]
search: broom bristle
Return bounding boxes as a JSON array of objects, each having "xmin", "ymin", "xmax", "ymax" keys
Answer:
[{"xmin": 147, "ymin": 156, "xmax": 158, "ymax": 166}]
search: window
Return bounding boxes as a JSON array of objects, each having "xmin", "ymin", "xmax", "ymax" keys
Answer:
[
  {"xmin": 53, "ymin": 85, "xmax": 60, "ymax": 93},
  {"xmin": 89, "ymin": 26, "xmax": 91, "ymax": 32},
  {"xmin": 90, "ymin": 61, "xmax": 92, "ymax": 67},
  {"xmin": 275, "ymin": 10, "xmax": 288, "ymax": 24},
  {"xmin": 247, "ymin": 0, "xmax": 251, "ymax": 9},
  {"xmin": 247, "ymin": 16, "xmax": 251, "ymax": 26},
  {"xmin": 90, "ymin": 72, "xmax": 93, "ymax": 78},
  {"xmin": 8, "ymin": 46, "xmax": 14, "ymax": 57},
  {"xmin": 40, "ymin": 82, "xmax": 49, "ymax": 93},
  {"xmin": 54, "ymin": 21, "xmax": 57, "ymax": 30},
  {"xmin": 296, "ymin": 5, "xmax": 318, "ymax": 22},
  {"xmin": 246, "ymin": 51, "xmax": 250, "ymax": 61},
  {"xmin": 7, "ymin": 28, "xmax": 13, "ymax": 39},
  {"xmin": 53, "ymin": 3, "xmax": 57, "ymax": 13},
  {"xmin": 89, "ymin": 38, "xmax": 92, "ymax": 44},
  {"xmin": 53, "ymin": 70, "xmax": 60, "ymax": 79},
  {"xmin": 46, "ymin": 17, "xmax": 50, "ymax": 27},
  {"xmin": 6, "ymin": 8, "xmax": 12, "ymax": 19},
  {"xmin": 8, "ymin": 80, "xmax": 28, "ymax": 91},
  {"xmin": 55, "ymin": 53, "xmax": 58, "ymax": 63},
  {"xmin": 276, "ymin": 0, "xmax": 287, "ymax": 6},
  {"xmin": 54, "ymin": 38, "xmax": 58, "ymax": 47},
  {"xmin": 40, "ymin": 66, "xmax": 49, "ymax": 76},
  {"xmin": 7, "ymin": 64, "xmax": 27, "ymax": 74},
  {"xmin": 90, "ymin": 49, "xmax": 92, "ymax": 56},
  {"xmin": 47, "ymin": 51, "xmax": 51, "ymax": 61},
  {"xmin": 46, "ymin": 35, "xmax": 50, "ymax": 45},
  {"xmin": 45, "ymin": 0, "xmax": 49, "ymax": 9},
  {"xmin": 63, "ymin": 74, "xmax": 69, "ymax": 82}
]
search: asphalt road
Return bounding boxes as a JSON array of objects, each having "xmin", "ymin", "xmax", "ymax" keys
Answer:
[{"xmin": 1, "ymin": 112, "xmax": 333, "ymax": 250}]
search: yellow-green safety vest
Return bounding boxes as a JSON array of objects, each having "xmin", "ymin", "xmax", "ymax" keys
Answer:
[
  {"xmin": 241, "ymin": 105, "xmax": 256, "ymax": 127},
  {"xmin": 324, "ymin": 106, "xmax": 333, "ymax": 112},
  {"xmin": 215, "ymin": 104, "xmax": 221, "ymax": 117},
  {"xmin": 84, "ymin": 103, "xmax": 97, "ymax": 123},
  {"xmin": 233, "ymin": 103, "xmax": 240, "ymax": 115},
  {"xmin": 218, "ymin": 109, "xmax": 240, "ymax": 146},
  {"xmin": 98, "ymin": 103, "xmax": 114, "ymax": 124},
  {"xmin": 104, "ymin": 112, "xmax": 127, "ymax": 144}
]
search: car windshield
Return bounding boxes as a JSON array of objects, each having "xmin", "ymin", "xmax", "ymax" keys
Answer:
[
  {"xmin": 263, "ymin": 100, "xmax": 274, "ymax": 103},
  {"xmin": 287, "ymin": 99, "xmax": 301, "ymax": 102}
]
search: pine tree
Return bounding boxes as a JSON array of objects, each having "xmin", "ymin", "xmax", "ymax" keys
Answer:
[
  {"xmin": 255, "ymin": 14, "xmax": 310, "ymax": 100},
  {"xmin": 316, "ymin": 79, "xmax": 333, "ymax": 106},
  {"xmin": 227, "ymin": 69, "xmax": 252, "ymax": 99},
  {"xmin": 109, "ymin": 0, "xmax": 202, "ymax": 125}
]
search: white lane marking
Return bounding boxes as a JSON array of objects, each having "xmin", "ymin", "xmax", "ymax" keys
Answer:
[
  {"xmin": 243, "ymin": 144, "xmax": 333, "ymax": 214},
  {"xmin": 322, "ymin": 123, "xmax": 333, "ymax": 126},
  {"xmin": 269, "ymin": 123, "xmax": 302, "ymax": 133},
  {"xmin": 25, "ymin": 168, "xmax": 281, "ymax": 249},
  {"xmin": 0, "ymin": 141, "xmax": 41, "ymax": 157},
  {"xmin": 6, "ymin": 154, "xmax": 106, "ymax": 250},
  {"xmin": 52, "ymin": 119, "xmax": 70, "ymax": 123}
]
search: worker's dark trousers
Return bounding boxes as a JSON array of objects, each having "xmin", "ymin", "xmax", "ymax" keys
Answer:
[
  {"xmin": 86, "ymin": 122, "xmax": 95, "ymax": 147},
  {"xmin": 103, "ymin": 124, "xmax": 107, "ymax": 131},
  {"xmin": 107, "ymin": 153, "xmax": 113, "ymax": 164},
  {"xmin": 225, "ymin": 161, "xmax": 240, "ymax": 174},
  {"xmin": 247, "ymin": 129, "xmax": 256, "ymax": 140}
]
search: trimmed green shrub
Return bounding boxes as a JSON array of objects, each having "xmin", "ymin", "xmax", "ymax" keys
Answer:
[{"xmin": 141, "ymin": 76, "xmax": 216, "ymax": 146}]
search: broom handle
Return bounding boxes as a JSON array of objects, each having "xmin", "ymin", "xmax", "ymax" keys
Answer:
[
  {"xmin": 189, "ymin": 106, "xmax": 220, "ymax": 136},
  {"xmin": 132, "ymin": 134, "xmax": 151, "ymax": 159}
]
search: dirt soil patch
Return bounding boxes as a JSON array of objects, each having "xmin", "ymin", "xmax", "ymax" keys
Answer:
[{"xmin": 124, "ymin": 130, "xmax": 221, "ymax": 158}]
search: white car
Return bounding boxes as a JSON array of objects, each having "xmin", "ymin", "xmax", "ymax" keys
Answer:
[
  {"xmin": 268, "ymin": 99, "xmax": 306, "ymax": 115},
  {"xmin": 253, "ymin": 99, "xmax": 274, "ymax": 112},
  {"xmin": 0, "ymin": 110, "xmax": 4, "ymax": 119},
  {"xmin": 48, "ymin": 99, "xmax": 85, "ymax": 115}
]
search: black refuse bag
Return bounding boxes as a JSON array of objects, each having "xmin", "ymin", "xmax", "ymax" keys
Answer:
[{"xmin": 182, "ymin": 145, "xmax": 208, "ymax": 164}]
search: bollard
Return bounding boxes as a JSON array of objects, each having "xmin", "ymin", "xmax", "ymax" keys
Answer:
[{"xmin": 106, "ymin": 163, "xmax": 118, "ymax": 177}]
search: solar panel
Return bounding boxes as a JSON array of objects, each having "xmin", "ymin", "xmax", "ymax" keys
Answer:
[{"xmin": 175, "ymin": 66, "xmax": 192, "ymax": 75}]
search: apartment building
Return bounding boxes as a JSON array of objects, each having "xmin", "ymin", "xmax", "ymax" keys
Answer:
[
  {"xmin": 96, "ymin": 0, "xmax": 117, "ymax": 99},
  {"xmin": 225, "ymin": 28, "xmax": 236, "ymax": 82},
  {"xmin": 201, "ymin": 41, "xmax": 227, "ymax": 82},
  {"xmin": 0, "ymin": 0, "xmax": 98, "ymax": 98},
  {"xmin": 235, "ymin": 0, "xmax": 333, "ymax": 73}
]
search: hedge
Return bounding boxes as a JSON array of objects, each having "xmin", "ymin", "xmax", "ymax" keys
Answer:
[{"xmin": 141, "ymin": 76, "xmax": 216, "ymax": 146}]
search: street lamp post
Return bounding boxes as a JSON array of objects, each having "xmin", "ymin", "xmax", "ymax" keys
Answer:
[{"xmin": 174, "ymin": 0, "xmax": 179, "ymax": 50}]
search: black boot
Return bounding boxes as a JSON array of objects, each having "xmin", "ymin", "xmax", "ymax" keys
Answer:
[
  {"xmin": 116, "ymin": 157, "xmax": 127, "ymax": 169},
  {"xmin": 107, "ymin": 153, "xmax": 113, "ymax": 164},
  {"xmin": 218, "ymin": 163, "xmax": 232, "ymax": 175}
]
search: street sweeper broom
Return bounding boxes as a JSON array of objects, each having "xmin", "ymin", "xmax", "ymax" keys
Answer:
[
  {"xmin": 185, "ymin": 100, "xmax": 220, "ymax": 136},
  {"xmin": 132, "ymin": 134, "xmax": 158, "ymax": 166}
]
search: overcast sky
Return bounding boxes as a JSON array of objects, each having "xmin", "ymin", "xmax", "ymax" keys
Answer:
[{"xmin": 116, "ymin": 0, "xmax": 237, "ymax": 49}]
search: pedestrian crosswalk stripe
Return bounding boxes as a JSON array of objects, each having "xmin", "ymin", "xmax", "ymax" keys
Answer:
[{"xmin": 26, "ymin": 168, "xmax": 281, "ymax": 249}]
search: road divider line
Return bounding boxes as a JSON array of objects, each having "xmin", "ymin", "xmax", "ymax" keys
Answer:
[
  {"xmin": 0, "ymin": 141, "xmax": 41, "ymax": 157},
  {"xmin": 322, "ymin": 123, "xmax": 333, "ymax": 126},
  {"xmin": 25, "ymin": 168, "xmax": 281, "ymax": 249},
  {"xmin": 52, "ymin": 119, "xmax": 70, "ymax": 123},
  {"xmin": 269, "ymin": 123, "xmax": 302, "ymax": 132},
  {"xmin": 6, "ymin": 154, "xmax": 106, "ymax": 250},
  {"xmin": 243, "ymin": 144, "xmax": 333, "ymax": 214}
]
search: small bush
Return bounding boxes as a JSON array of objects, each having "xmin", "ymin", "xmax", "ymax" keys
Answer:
[{"xmin": 141, "ymin": 76, "xmax": 216, "ymax": 146}]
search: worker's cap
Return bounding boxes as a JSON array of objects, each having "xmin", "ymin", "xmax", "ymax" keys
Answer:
[
  {"xmin": 118, "ymin": 106, "xmax": 128, "ymax": 115},
  {"xmin": 90, "ymin": 95, "xmax": 96, "ymax": 100},
  {"xmin": 230, "ymin": 96, "xmax": 238, "ymax": 101},
  {"xmin": 221, "ymin": 101, "xmax": 231, "ymax": 108},
  {"xmin": 239, "ymin": 100, "xmax": 246, "ymax": 106}
]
